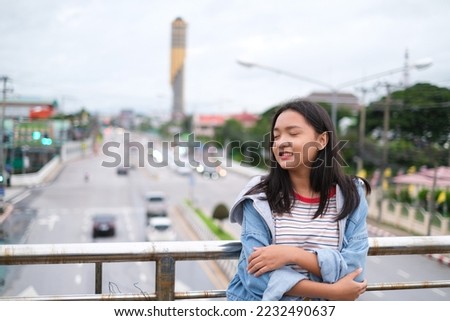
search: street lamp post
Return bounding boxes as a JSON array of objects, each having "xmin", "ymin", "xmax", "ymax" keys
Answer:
[
  {"xmin": 237, "ymin": 58, "xmax": 432, "ymax": 130},
  {"xmin": 381, "ymin": 83, "xmax": 393, "ymax": 173}
]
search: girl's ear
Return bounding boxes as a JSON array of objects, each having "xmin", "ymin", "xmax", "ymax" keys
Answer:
[{"xmin": 318, "ymin": 131, "xmax": 329, "ymax": 150}]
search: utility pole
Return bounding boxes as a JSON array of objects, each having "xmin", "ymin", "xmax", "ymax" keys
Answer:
[
  {"xmin": 355, "ymin": 86, "xmax": 369, "ymax": 174},
  {"xmin": 0, "ymin": 75, "xmax": 12, "ymax": 214},
  {"xmin": 377, "ymin": 82, "xmax": 392, "ymax": 223},
  {"xmin": 381, "ymin": 83, "xmax": 392, "ymax": 171}
]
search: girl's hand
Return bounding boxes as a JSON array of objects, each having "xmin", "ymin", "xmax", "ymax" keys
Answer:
[
  {"xmin": 247, "ymin": 245, "xmax": 296, "ymax": 276},
  {"xmin": 329, "ymin": 268, "xmax": 368, "ymax": 300}
]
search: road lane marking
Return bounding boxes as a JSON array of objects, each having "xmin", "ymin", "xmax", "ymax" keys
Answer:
[
  {"xmin": 140, "ymin": 273, "xmax": 147, "ymax": 282},
  {"xmin": 10, "ymin": 191, "xmax": 31, "ymax": 204},
  {"xmin": 371, "ymin": 291, "xmax": 384, "ymax": 298},
  {"xmin": 431, "ymin": 288, "xmax": 446, "ymax": 297},
  {"xmin": 18, "ymin": 286, "xmax": 39, "ymax": 297},
  {"xmin": 175, "ymin": 280, "xmax": 190, "ymax": 292},
  {"xmin": 397, "ymin": 269, "xmax": 410, "ymax": 279},
  {"xmin": 74, "ymin": 274, "xmax": 82, "ymax": 285},
  {"xmin": 37, "ymin": 214, "xmax": 60, "ymax": 231}
]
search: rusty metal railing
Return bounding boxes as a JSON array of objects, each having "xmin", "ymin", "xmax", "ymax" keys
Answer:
[{"xmin": 1, "ymin": 236, "xmax": 450, "ymax": 300}]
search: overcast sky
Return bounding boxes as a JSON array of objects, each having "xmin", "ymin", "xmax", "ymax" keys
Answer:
[{"xmin": 1, "ymin": 0, "xmax": 449, "ymax": 117}]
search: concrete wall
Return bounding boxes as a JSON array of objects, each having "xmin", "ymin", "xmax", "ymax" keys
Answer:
[{"xmin": 367, "ymin": 189, "xmax": 449, "ymax": 236}]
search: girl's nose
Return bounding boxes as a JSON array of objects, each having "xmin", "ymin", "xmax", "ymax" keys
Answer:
[{"xmin": 276, "ymin": 140, "xmax": 292, "ymax": 149}]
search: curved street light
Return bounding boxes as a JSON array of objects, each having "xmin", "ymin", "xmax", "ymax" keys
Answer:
[{"xmin": 236, "ymin": 58, "xmax": 432, "ymax": 128}]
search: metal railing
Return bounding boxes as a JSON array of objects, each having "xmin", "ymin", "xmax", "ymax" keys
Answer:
[{"xmin": 1, "ymin": 236, "xmax": 450, "ymax": 300}]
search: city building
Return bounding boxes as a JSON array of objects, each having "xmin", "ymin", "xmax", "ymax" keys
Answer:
[
  {"xmin": 193, "ymin": 114, "xmax": 226, "ymax": 137},
  {"xmin": 231, "ymin": 111, "xmax": 260, "ymax": 128},
  {"xmin": 0, "ymin": 99, "xmax": 57, "ymax": 119},
  {"xmin": 304, "ymin": 91, "xmax": 361, "ymax": 112},
  {"xmin": 192, "ymin": 111, "xmax": 260, "ymax": 138},
  {"xmin": 117, "ymin": 109, "xmax": 135, "ymax": 130}
]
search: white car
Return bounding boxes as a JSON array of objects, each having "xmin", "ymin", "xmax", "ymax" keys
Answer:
[
  {"xmin": 146, "ymin": 217, "xmax": 176, "ymax": 241},
  {"xmin": 145, "ymin": 191, "xmax": 167, "ymax": 218}
]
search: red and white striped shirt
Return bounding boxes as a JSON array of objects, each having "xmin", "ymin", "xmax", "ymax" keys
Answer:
[{"xmin": 273, "ymin": 188, "xmax": 339, "ymax": 275}]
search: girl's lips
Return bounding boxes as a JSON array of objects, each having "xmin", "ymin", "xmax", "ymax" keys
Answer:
[{"xmin": 278, "ymin": 151, "xmax": 294, "ymax": 161}]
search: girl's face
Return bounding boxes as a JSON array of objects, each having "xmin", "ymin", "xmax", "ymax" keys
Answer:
[{"xmin": 272, "ymin": 110, "xmax": 327, "ymax": 171}]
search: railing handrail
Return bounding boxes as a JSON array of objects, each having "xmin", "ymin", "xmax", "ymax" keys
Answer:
[
  {"xmin": 2, "ymin": 236, "xmax": 450, "ymax": 265},
  {"xmin": 1, "ymin": 236, "xmax": 450, "ymax": 300},
  {"xmin": 0, "ymin": 240, "xmax": 242, "ymax": 265}
]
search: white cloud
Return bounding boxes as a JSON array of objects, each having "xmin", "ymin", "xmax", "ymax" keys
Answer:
[{"xmin": 0, "ymin": 0, "xmax": 448, "ymax": 116}]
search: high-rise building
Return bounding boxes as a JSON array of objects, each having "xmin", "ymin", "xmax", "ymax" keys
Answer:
[{"xmin": 170, "ymin": 17, "xmax": 187, "ymax": 122}]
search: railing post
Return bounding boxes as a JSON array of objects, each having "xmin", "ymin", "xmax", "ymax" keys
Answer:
[
  {"xmin": 155, "ymin": 256, "xmax": 175, "ymax": 300},
  {"xmin": 95, "ymin": 262, "xmax": 102, "ymax": 294}
]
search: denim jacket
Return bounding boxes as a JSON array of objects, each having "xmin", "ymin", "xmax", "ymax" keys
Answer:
[{"xmin": 226, "ymin": 175, "xmax": 369, "ymax": 301}]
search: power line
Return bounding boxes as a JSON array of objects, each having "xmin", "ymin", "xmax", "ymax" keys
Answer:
[{"xmin": 369, "ymin": 101, "xmax": 450, "ymax": 111}]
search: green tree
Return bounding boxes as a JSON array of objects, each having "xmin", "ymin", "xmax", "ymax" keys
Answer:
[
  {"xmin": 212, "ymin": 203, "xmax": 229, "ymax": 229},
  {"xmin": 364, "ymin": 83, "xmax": 450, "ymax": 169},
  {"xmin": 366, "ymin": 83, "xmax": 450, "ymax": 145},
  {"xmin": 214, "ymin": 118, "xmax": 245, "ymax": 160}
]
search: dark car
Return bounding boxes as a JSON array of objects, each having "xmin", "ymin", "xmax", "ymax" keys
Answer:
[
  {"xmin": 92, "ymin": 214, "xmax": 116, "ymax": 238},
  {"xmin": 116, "ymin": 166, "xmax": 128, "ymax": 175}
]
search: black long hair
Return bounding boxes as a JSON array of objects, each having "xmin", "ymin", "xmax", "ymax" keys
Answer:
[{"xmin": 246, "ymin": 99, "xmax": 371, "ymax": 220}]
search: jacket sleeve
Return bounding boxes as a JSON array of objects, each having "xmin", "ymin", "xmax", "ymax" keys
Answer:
[
  {"xmin": 238, "ymin": 200, "xmax": 306, "ymax": 300},
  {"xmin": 313, "ymin": 185, "xmax": 369, "ymax": 284},
  {"xmin": 262, "ymin": 267, "xmax": 307, "ymax": 301},
  {"xmin": 233, "ymin": 199, "xmax": 272, "ymax": 298}
]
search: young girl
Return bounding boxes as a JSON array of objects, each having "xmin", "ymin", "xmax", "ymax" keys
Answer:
[{"xmin": 227, "ymin": 99, "xmax": 371, "ymax": 301}]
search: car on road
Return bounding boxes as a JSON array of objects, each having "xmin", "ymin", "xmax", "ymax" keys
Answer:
[
  {"xmin": 116, "ymin": 166, "xmax": 128, "ymax": 175},
  {"xmin": 146, "ymin": 217, "xmax": 176, "ymax": 241},
  {"xmin": 145, "ymin": 191, "xmax": 168, "ymax": 218},
  {"xmin": 92, "ymin": 214, "xmax": 116, "ymax": 238},
  {"xmin": 196, "ymin": 163, "xmax": 227, "ymax": 179}
]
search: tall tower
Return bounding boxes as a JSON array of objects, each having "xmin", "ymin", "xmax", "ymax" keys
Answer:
[{"xmin": 170, "ymin": 17, "xmax": 187, "ymax": 122}]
